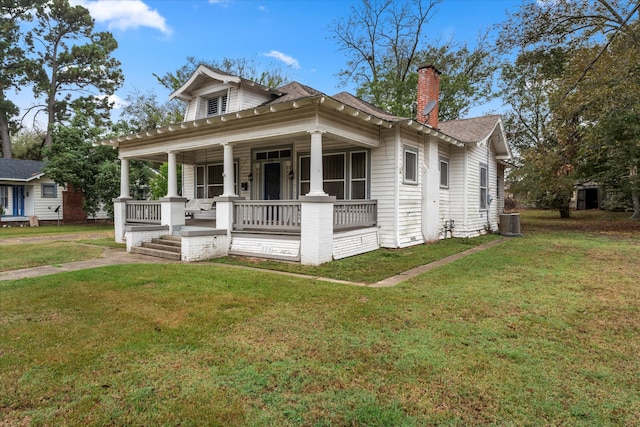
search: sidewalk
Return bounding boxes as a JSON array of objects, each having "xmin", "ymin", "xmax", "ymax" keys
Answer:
[{"xmin": 0, "ymin": 238, "xmax": 506, "ymax": 286}]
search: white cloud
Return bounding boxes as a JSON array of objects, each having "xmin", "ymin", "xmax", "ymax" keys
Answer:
[
  {"xmin": 263, "ymin": 50, "xmax": 300, "ymax": 69},
  {"xmin": 97, "ymin": 94, "xmax": 128, "ymax": 109},
  {"xmin": 71, "ymin": 0, "xmax": 171, "ymax": 35}
]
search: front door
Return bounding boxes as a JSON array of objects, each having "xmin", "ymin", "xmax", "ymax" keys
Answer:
[
  {"xmin": 264, "ymin": 162, "xmax": 281, "ymax": 200},
  {"xmin": 12, "ymin": 186, "xmax": 24, "ymax": 216}
]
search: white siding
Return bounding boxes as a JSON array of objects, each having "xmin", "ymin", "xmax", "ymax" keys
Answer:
[
  {"xmin": 34, "ymin": 178, "xmax": 64, "ymax": 220},
  {"xmin": 438, "ymin": 142, "xmax": 452, "ymax": 238},
  {"xmin": 396, "ymin": 129, "xmax": 424, "ymax": 247},
  {"xmin": 182, "ymin": 164, "xmax": 195, "ymax": 199},
  {"xmin": 370, "ymin": 129, "xmax": 398, "ymax": 248}
]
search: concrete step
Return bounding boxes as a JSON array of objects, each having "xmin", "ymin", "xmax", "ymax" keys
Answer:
[
  {"xmin": 160, "ymin": 235, "xmax": 182, "ymax": 243},
  {"xmin": 142, "ymin": 241, "xmax": 181, "ymax": 253},
  {"xmin": 131, "ymin": 246, "xmax": 181, "ymax": 261},
  {"xmin": 151, "ymin": 237, "xmax": 181, "ymax": 247}
]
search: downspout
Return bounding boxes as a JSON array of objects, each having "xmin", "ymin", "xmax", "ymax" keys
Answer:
[
  {"xmin": 463, "ymin": 145, "xmax": 468, "ymax": 237},
  {"xmin": 395, "ymin": 126, "xmax": 401, "ymax": 248}
]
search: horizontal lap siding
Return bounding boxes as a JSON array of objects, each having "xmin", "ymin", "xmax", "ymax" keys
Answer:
[
  {"xmin": 371, "ymin": 130, "xmax": 397, "ymax": 248},
  {"xmin": 448, "ymin": 147, "xmax": 467, "ymax": 238},
  {"xmin": 438, "ymin": 142, "xmax": 451, "ymax": 238},
  {"xmin": 463, "ymin": 143, "xmax": 499, "ymax": 237},
  {"xmin": 397, "ymin": 129, "xmax": 423, "ymax": 247},
  {"xmin": 34, "ymin": 179, "xmax": 64, "ymax": 220}
]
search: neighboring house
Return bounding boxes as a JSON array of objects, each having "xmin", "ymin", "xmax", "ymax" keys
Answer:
[
  {"xmin": 571, "ymin": 181, "xmax": 602, "ymax": 210},
  {"xmin": 100, "ymin": 65, "xmax": 512, "ymax": 264},
  {"xmin": 0, "ymin": 159, "xmax": 63, "ymax": 223}
]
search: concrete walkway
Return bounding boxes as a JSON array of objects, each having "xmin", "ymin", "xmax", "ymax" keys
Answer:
[{"xmin": 0, "ymin": 238, "xmax": 507, "ymax": 286}]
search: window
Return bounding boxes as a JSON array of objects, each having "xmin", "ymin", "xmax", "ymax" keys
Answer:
[
  {"xmin": 42, "ymin": 183, "xmax": 57, "ymax": 198},
  {"xmin": 195, "ymin": 162, "xmax": 238, "ymax": 198},
  {"xmin": 439, "ymin": 157, "xmax": 449, "ymax": 188},
  {"xmin": 0, "ymin": 186, "xmax": 8, "ymax": 210},
  {"xmin": 479, "ymin": 163, "xmax": 488, "ymax": 210},
  {"xmin": 403, "ymin": 146, "xmax": 418, "ymax": 184},
  {"xmin": 207, "ymin": 94, "xmax": 228, "ymax": 116},
  {"xmin": 351, "ymin": 151, "xmax": 367, "ymax": 199}
]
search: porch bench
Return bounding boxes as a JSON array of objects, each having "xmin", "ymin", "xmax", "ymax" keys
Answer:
[{"xmin": 185, "ymin": 199, "xmax": 216, "ymax": 220}]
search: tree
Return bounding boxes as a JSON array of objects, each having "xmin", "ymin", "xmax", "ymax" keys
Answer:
[
  {"xmin": 501, "ymin": 49, "xmax": 578, "ymax": 217},
  {"xmin": 11, "ymin": 129, "xmax": 46, "ymax": 160},
  {"xmin": 26, "ymin": 0, "xmax": 124, "ymax": 147},
  {"xmin": 43, "ymin": 114, "xmax": 118, "ymax": 217},
  {"xmin": 330, "ymin": 0, "xmax": 497, "ymax": 120},
  {"xmin": 498, "ymin": 0, "xmax": 640, "ymax": 218},
  {"xmin": 114, "ymin": 90, "xmax": 184, "ymax": 134},
  {"xmin": 0, "ymin": 0, "xmax": 42, "ymax": 158}
]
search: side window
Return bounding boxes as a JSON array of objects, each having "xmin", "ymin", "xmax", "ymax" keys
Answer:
[
  {"xmin": 42, "ymin": 183, "xmax": 57, "ymax": 198},
  {"xmin": 480, "ymin": 163, "xmax": 488, "ymax": 210},
  {"xmin": 439, "ymin": 157, "xmax": 449, "ymax": 188},
  {"xmin": 403, "ymin": 146, "xmax": 418, "ymax": 184}
]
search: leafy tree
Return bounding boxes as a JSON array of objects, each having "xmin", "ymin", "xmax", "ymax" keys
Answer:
[
  {"xmin": 11, "ymin": 129, "xmax": 46, "ymax": 160},
  {"xmin": 498, "ymin": 0, "xmax": 640, "ymax": 218},
  {"xmin": 113, "ymin": 90, "xmax": 184, "ymax": 134},
  {"xmin": 43, "ymin": 114, "xmax": 118, "ymax": 217},
  {"xmin": 26, "ymin": 0, "xmax": 124, "ymax": 147},
  {"xmin": 148, "ymin": 163, "xmax": 182, "ymax": 200},
  {"xmin": 501, "ymin": 49, "xmax": 578, "ymax": 217},
  {"xmin": 0, "ymin": 0, "xmax": 42, "ymax": 158},
  {"xmin": 154, "ymin": 55, "xmax": 292, "ymax": 93},
  {"xmin": 330, "ymin": 0, "xmax": 497, "ymax": 120}
]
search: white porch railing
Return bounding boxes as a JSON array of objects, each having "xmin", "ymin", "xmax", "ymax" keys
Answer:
[
  {"xmin": 333, "ymin": 200, "xmax": 377, "ymax": 230},
  {"xmin": 234, "ymin": 200, "xmax": 301, "ymax": 232},
  {"xmin": 125, "ymin": 200, "xmax": 162, "ymax": 224}
]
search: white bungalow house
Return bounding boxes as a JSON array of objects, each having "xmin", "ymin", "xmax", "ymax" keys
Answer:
[
  {"xmin": 0, "ymin": 159, "xmax": 63, "ymax": 224},
  {"xmin": 101, "ymin": 65, "xmax": 511, "ymax": 265}
]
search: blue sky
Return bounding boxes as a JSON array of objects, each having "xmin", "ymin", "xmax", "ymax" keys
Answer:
[{"xmin": 17, "ymin": 0, "xmax": 524, "ymax": 126}]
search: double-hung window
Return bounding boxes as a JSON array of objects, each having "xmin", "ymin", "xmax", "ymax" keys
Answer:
[
  {"xmin": 207, "ymin": 94, "xmax": 228, "ymax": 117},
  {"xmin": 351, "ymin": 151, "xmax": 367, "ymax": 199},
  {"xmin": 439, "ymin": 157, "xmax": 449, "ymax": 188},
  {"xmin": 0, "ymin": 186, "xmax": 8, "ymax": 209},
  {"xmin": 299, "ymin": 150, "xmax": 368, "ymax": 199},
  {"xmin": 42, "ymin": 183, "xmax": 57, "ymax": 198},
  {"xmin": 195, "ymin": 162, "xmax": 238, "ymax": 198},
  {"xmin": 479, "ymin": 163, "xmax": 488, "ymax": 210},
  {"xmin": 403, "ymin": 146, "xmax": 418, "ymax": 184}
]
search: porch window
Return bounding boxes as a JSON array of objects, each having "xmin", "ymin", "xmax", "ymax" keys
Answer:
[
  {"xmin": 351, "ymin": 151, "xmax": 367, "ymax": 199},
  {"xmin": 403, "ymin": 146, "xmax": 418, "ymax": 184},
  {"xmin": 195, "ymin": 162, "xmax": 238, "ymax": 198},
  {"xmin": 42, "ymin": 183, "xmax": 57, "ymax": 198},
  {"xmin": 480, "ymin": 163, "xmax": 488, "ymax": 210},
  {"xmin": 0, "ymin": 186, "xmax": 8, "ymax": 209},
  {"xmin": 299, "ymin": 150, "xmax": 368, "ymax": 200},
  {"xmin": 207, "ymin": 94, "xmax": 228, "ymax": 117},
  {"xmin": 440, "ymin": 157, "xmax": 449, "ymax": 188}
]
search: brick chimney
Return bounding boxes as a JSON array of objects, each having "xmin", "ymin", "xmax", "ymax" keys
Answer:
[{"xmin": 417, "ymin": 64, "xmax": 440, "ymax": 129}]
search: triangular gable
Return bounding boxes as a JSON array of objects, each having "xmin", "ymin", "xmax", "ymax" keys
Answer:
[{"xmin": 439, "ymin": 115, "xmax": 511, "ymax": 160}]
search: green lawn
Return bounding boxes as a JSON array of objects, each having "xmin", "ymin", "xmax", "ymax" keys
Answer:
[{"xmin": 0, "ymin": 211, "xmax": 639, "ymax": 425}]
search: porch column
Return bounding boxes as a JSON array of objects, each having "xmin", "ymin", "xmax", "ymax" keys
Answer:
[
  {"xmin": 222, "ymin": 143, "xmax": 236, "ymax": 197},
  {"xmin": 113, "ymin": 157, "xmax": 132, "ymax": 244},
  {"xmin": 167, "ymin": 151, "xmax": 178, "ymax": 197},
  {"xmin": 120, "ymin": 157, "xmax": 130, "ymax": 198},
  {"xmin": 307, "ymin": 130, "xmax": 327, "ymax": 196},
  {"xmin": 215, "ymin": 142, "xmax": 242, "ymax": 237},
  {"xmin": 160, "ymin": 150, "xmax": 186, "ymax": 234}
]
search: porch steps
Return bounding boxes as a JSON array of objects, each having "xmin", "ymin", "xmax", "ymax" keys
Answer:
[{"xmin": 131, "ymin": 235, "xmax": 182, "ymax": 261}]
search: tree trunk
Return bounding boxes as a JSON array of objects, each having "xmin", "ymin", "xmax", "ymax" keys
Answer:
[
  {"xmin": 0, "ymin": 111, "xmax": 12, "ymax": 159},
  {"xmin": 559, "ymin": 203, "xmax": 571, "ymax": 218},
  {"xmin": 631, "ymin": 189, "xmax": 640, "ymax": 220},
  {"xmin": 0, "ymin": 89, "xmax": 13, "ymax": 158}
]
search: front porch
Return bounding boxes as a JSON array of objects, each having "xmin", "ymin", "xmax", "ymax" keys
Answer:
[{"xmin": 117, "ymin": 198, "xmax": 378, "ymax": 264}]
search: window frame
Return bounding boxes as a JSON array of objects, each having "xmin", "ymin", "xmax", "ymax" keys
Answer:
[
  {"xmin": 298, "ymin": 148, "xmax": 369, "ymax": 200},
  {"xmin": 41, "ymin": 183, "xmax": 57, "ymax": 198},
  {"xmin": 0, "ymin": 186, "xmax": 8, "ymax": 209},
  {"xmin": 206, "ymin": 93, "xmax": 228, "ymax": 117},
  {"xmin": 403, "ymin": 145, "xmax": 418, "ymax": 185},
  {"xmin": 195, "ymin": 160, "xmax": 238, "ymax": 198},
  {"xmin": 479, "ymin": 163, "xmax": 488, "ymax": 211},
  {"xmin": 439, "ymin": 157, "xmax": 449, "ymax": 189}
]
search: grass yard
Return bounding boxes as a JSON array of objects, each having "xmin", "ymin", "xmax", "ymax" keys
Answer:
[
  {"xmin": 0, "ymin": 226, "xmax": 122, "ymax": 272},
  {"xmin": 0, "ymin": 210, "xmax": 639, "ymax": 425}
]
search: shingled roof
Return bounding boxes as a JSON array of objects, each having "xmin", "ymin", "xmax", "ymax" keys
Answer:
[
  {"xmin": 439, "ymin": 115, "xmax": 502, "ymax": 143},
  {"xmin": 0, "ymin": 159, "xmax": 45, "ymax": 181}
]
